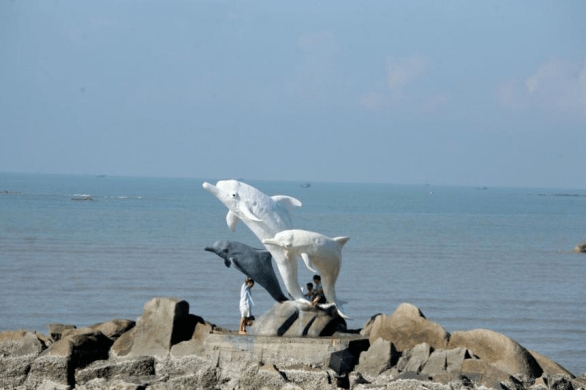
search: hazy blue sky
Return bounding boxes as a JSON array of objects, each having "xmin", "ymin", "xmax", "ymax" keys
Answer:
[{"xmin": 1, "ymin": 1, "xmax": 585, "ymax": 188}]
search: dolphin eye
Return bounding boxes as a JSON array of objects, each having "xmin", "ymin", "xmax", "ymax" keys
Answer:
[{"xmin": 230, "ymin": 192, "xmax": 237, "ymax": 198}]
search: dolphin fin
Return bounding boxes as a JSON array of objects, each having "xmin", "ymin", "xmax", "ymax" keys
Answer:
[
  {"xmin": 333, "ymin": 236, "xmax": 350, "ymax": 248},
  {"xmin": 226, "ymin": 211, "xmax": 239, "ymax": 232},
  {"xmin": 301, "ymin": 252, "xmax": 317, "ymax": 273},
  {"xmin": 224, "ymin": 257, "xmax": 233, "ymax": 268},
  {"xmin": 239, "ymin": 203, "xmax": 262, "ymax": 222},
  {"xmin": 271, "ymin": 195, "xmax": 303, "ymax": 213}
]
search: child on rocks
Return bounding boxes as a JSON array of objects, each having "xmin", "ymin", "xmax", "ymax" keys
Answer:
[{"xmin": 311, "ymin": 275, "xmax": 326, "ymax": 306}]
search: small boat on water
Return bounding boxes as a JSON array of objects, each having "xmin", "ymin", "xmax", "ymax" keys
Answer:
[{"xmin": 300, "ymin": 183, "xmax": 311, "ymax": 188}]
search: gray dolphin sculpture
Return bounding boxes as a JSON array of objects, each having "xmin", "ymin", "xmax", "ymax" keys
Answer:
[{"xmin": 204, "ymin": 240, "xmax": 289, "ymax": 302}]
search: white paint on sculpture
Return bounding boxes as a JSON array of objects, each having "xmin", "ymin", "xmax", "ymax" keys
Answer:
[
  {"xmin": 202, "ymin": 180, "xmax": 308, "ymax": 301},
  {"xmin": 262, "ymin": 229, "xmax": 350, "ymax": 319}
]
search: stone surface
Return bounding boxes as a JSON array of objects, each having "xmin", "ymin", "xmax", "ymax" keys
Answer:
[
  {"xmin": 420, "ymin": 347, "xmax": 472, "ymax": 375},
  {"xmin": 89, "ymin": 319, "xmax": 136, "ymax": 340},
  {"xmin": 111, "ymin": 327, "xmax": 137, "ymax": 358},
  {"xmin": 357, "ymin": 338, "xmax": 399, "ymax": 377},
  {"xmin": 12, "ymin": 330, "xmax": 46, "ymax": 357},
  {"xmin": 2, "ymin": 298, "xmax": 578, "ymax": 390},
  {"xmin": 0, "ymin": 354, "xmax": 38, "ymax": 388},
  {"xmin": 461, "ymin": 359, "xmax": 515, "ymax": 389},
  {"xmin": 368, "ymin": 303, "xmax": 450, "ymax": 352},
  {"xmin": 75, "ymin": 356, "xmax": 155, "ymax": 385},
  {"xmin": 249, "ymin": 300, "xmax": 347, "ymax": 337},
  {"xmin": 449, "ymin": 328, "xmax": 543, "ymax": 378},
  {"xmin": 48, "ymin": 323, "xmax": 77, "ymax": 342},
  {"xmin": 529, "ymin": 349, "xmax": 575, "ymax": 377},
  {"xmin": 398, "ymin": 342, "xmax": 433, "ymax": 374},
  {"xmin": 129, "ymin": 297, "xmax": 195, "ymax": 357},
  {"xmin": 359, "ymin": 314, "xmax": 382, "ymax": 338},
  {"xmin": 202, "ymin": 332, "xmax": 369, "ymax": 370},
  {"xmin": 25, "ymin": 329, "xmax": 114, "ymax": 387}
]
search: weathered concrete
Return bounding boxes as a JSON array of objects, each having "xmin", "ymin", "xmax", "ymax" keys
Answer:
[{"xmin": 199, "ymin": 332, "xmax": 369, "ymax": 369}]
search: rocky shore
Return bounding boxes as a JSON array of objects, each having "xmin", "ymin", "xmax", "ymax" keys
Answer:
[{"xmin": 1, "ymin": 298, "xmax": 584, "ymax": 390}]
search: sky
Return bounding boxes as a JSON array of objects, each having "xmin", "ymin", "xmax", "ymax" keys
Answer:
[{"xmin": 1, "ymin": 0, "xmax": 585, "ymax": 188}]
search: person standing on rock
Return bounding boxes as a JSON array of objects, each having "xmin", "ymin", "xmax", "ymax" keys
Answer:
[{"xmin": 239, "ymin": 277, "xmax": 254, "ymax": 334}]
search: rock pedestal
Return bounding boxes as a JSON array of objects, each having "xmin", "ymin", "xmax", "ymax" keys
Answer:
[
  {"xmin": 0, "ymin": 299, "xmax": 581, "ymax": 390},
  {"xmin": 249, "ymin": 300, "xmax": 347, "ymax": 337}
]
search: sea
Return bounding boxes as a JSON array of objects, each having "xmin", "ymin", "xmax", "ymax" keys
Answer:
[{"xmin": 1, "ymin": 172, "xmax": 585, "ymax": 375}]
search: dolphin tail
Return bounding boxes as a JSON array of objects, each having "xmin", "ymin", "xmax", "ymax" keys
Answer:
[
  {"xmin": 271, "ymin": 195, "xmax": 303, "ymax": 213},
  {"xmin": 300, "ymin": 252, "xmax": 317, "ymax": 273},
  {"xmin": 336, "ymin": 305, "xmax": 351, "ymax": 319},
  {"xmin": 333, "ymin": 236, "xmax": 350, "ymax": 248},
  {"xmin": 317, "ymin": 302, "xmax": 350, "ymax": 319}
]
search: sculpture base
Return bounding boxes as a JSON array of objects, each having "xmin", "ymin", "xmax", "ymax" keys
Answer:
[{"xmin": 248, "ymin": 300, "xmax": 347, "ymax": 337}]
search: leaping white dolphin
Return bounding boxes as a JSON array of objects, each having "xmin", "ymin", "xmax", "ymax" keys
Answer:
[
  {"xmin": 202, "ymin": 180, "xmax": 308, "ymax": 301},
  {"xmin": 262, "ymin": 229, "xmax": 350, "ymax": 319}
]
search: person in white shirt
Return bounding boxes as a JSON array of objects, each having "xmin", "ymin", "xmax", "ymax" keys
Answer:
[{"xmin": 239, "ymin": 277, "xmax": 254, "ymax": 334}]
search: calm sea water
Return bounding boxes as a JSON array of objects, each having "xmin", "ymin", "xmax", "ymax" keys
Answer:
[{"xmin": 1, "ymin": 173, "xmax": 585, "ymax": 374}]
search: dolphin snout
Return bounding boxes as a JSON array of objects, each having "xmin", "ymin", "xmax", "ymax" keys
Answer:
[
  {"xmin": 262, "ymin": 238, "xmax": 281, "ymax": 247},
  {"xmin": 204, "ymin": 246, "xmax": 215, "ymax": 253}
]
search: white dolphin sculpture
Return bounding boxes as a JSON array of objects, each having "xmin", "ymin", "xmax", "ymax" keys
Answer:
[
  {"xmin": 262, "ymin": 229, "xmax": 350, "ymax": 319},
  {"xmin": 202, "ymin": 180, "xmax": 308, "ymax": 301}
]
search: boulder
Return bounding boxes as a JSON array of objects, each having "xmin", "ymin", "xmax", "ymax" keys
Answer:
[
  {"xmin": 368, "ymin": 303, "xmax": 449, "ymax": 352},
  {"xmin": 278, "ymin": 364, "xmax": 333, "ymax": 390},
  {"xmin": 62, "ymin": 319, "xmax": 136, "ymax": 345},
  {"xmin": 129, "ymin": 297, "xmax": 196, "ymax": 357},
  {"xmin": 111, "ymin": 327, "xmax": 137, "ymax": 358},
  {"xmin": 153, "ymin": 355, "xmax": 219, "ymax": 389},
  {"xmin": 420, "ymin": 347, "xmax": 472, "ymax": 375},
  {"xmin": 48, "ymin": 323, "xmax": 76, "ymax": 342},
  {"xmin": 74, "ymin": 355, "xmax": 155, "ymax": 385},
  {"xmin": 397, "ymin": 342, "xmax": 433, "ymax": 374},
  {"xmin": 248, "ymin": 301, "xmax": 346, "ymax": 337},
  {"xmin": 448, "ymin": 329, "xmax": 543, "ymax": 379},
  {"xmin": 461, "ymin": 359, "xmax": 515, "ymax": 390},
  {"xmin": 573, "ymin": 242, "xmax": 586, "ymax": 253},
  {"xmin": 170, "ymin": 321, "xmax": 214, "ymax": 358},
  {"xmin": 359, "ymin": 313, "xmax": 383, "ymax": 338},
  {"xmin": 25, "ymin": 329, "xmax": 114, "ymax": 388},
  {"xmin": 12, "ymin": 330, "xmax": 46, "ymax": 357},
  {"xmin": 0, "ymin": 355, "xmax": 38, "ymax": 389},
  {"xmin": 0, "ymin": 329, "xmax": 46, "ymax": 357},
  {"xmin": 89, "ymin": 319, "xmax": 136, "ymax": 340},
  {"xmin": 357, "ymin": 338, "xmax": 399, "ymax": 377},
  {"xmin": 529, "ymin": 349, "xmax": 574, "ymax": 378}
]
